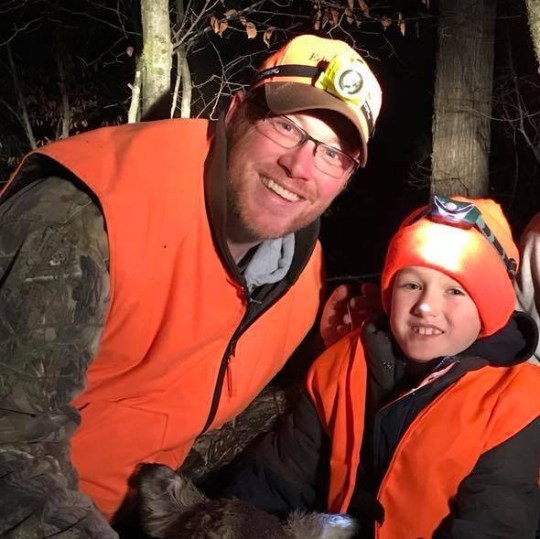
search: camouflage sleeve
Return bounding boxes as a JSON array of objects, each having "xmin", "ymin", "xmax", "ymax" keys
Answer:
[{"xmin": 0, "ymin": 177, "xmax": 117, "ymax": 537}]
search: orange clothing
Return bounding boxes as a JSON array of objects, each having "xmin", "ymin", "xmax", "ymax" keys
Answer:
[
  {"xmin": 306, "ymin": 329, "xmax": 540, "ymax": 538},
  {"xmin": 9, "ymin": 119, "xmax": 323, "ymax": 518}
]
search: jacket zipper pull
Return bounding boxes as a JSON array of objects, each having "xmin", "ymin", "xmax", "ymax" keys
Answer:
[
  {"xmin": 226, "ymin": 336, "xmax": 239, "ymax": 398},
  {"xmin": 226, "ymin": 356, "xmax": 237, "ymax": 397}
]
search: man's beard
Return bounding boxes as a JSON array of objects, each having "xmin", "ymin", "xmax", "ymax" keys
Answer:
[{"xmin": 225, "ymin": 179, "xmax": 278, "ymax": 243}]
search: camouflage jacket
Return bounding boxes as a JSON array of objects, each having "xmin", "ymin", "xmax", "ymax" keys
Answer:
[{"xmin": 0, "ymin": 177, "xmax": 117, "ymax": 537}]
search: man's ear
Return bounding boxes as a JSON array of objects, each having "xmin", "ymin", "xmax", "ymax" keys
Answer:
[{"xmin": 224, "ymin": 91, "xmax": 247, "ymax": 126}]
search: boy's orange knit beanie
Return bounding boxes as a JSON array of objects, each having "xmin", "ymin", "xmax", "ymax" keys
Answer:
[{"xmin": 381, "ymin": 196, "xmax": 519, "ymax": 337}]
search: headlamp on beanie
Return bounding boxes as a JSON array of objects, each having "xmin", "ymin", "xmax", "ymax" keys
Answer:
[{"xmin": 420, "ymin": 195, "xmax": 518, "ymax": 279}]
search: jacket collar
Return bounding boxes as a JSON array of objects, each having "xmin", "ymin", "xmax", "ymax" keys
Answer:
[{"xmin": 462, "ymin": 310, "xmax": 539, "ymax": 366}]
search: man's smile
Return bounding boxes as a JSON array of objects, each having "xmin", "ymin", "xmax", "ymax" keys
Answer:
[{"xmin": 261, "ymin": 177, "xmax": 302, "ymax": 202}]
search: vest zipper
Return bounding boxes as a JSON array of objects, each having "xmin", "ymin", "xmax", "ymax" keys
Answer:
[
  {"xmin": 199, "ymin": 219, "xmax": 319, "ymax": 436},
  {"xmin": 375, "ymin": 376, "xmax": 459, "ymax": 500},
  {"xmin": 201, "ymin": 331, "xmax": 241, "ymax": 433},
  {"xmin": 372, "ymin": 359, "xmax": 458, "ymax": 483},
  {"xmin": 200, "ymin": 291, "xmax": 259, "ymax": 434}
]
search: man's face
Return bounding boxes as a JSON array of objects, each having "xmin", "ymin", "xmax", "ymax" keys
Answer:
[
  {"xmin": 389, "ymin": 266, "xmax": 482, "ymax": 363},
  {"xmin": 225, "ymin": 97, "xmax": 358, "ymax": 243}
]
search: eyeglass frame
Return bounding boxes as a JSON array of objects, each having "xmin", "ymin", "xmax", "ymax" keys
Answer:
[
  {"xmin": 416, "ymin": 195, "xmax": 517, "ymax": 280},
  {"xmin": 252, "ymin": 109, "xmax": 361, "ymax": 178}
]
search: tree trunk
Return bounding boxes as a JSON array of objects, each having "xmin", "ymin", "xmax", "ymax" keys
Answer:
[
  {"xmin": 140, "ymin": 0, "xmax": 172, "ymax": 117},
  {"xmin": 431, "ymin": 0, "xmax": 496, "ymax": 196},
  {"xmin": 526, "ymin": 0, "xmax": 540, "ymax": 66}
]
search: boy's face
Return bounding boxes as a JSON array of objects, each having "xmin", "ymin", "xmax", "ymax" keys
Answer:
[{"xmin": 389, "ymin": 266, "xmax": 482, "ymax": 363}]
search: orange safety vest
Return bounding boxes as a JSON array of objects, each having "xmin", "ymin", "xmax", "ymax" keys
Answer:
[
  {"xmin": 6, "ymin": 119, "xmax": 323, "ymax": 518},
  {"xmin": 306, "ymin": 329, "xmax": 540, "ymax": 539}
]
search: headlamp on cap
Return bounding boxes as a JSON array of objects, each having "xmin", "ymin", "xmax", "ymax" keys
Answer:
[
  {"xmin": 315, "ymin": 53, "xmax": 372, "ymax": 120},
  {"xmin": 249, "ymin": 35, "xmax": 383, "ymax": 166}
]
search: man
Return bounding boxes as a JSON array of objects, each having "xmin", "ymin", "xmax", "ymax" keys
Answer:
[{"xmin": 0, "ymin": 34, "xmax": 382, "ymax": 536}]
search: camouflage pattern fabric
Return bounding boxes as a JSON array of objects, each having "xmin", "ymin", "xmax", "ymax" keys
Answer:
[{"xmin": 0, "ymin": 177, "xmax": 117, "ymax": 537}]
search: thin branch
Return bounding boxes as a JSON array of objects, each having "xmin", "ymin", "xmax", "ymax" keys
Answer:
[
  {"xmin": 42, "ymin": 0, "xmax": 139, "ymax": 35},
  {"xmin": 56, "ymin": 52, "xmax": 71, "ymax": 139},
  {"xmin": 0, "ymin": 18, "xmax": 41, "ymax": 47},
  {"xmin": 127, "ymin": 69, "xmax": 141, "ymax": 123},
  {"xmin": 7, "ymin": 44, "xmax": 36, "ymax": 149},
  {"xmin": 179, "ymin": 47, "xmax": 192, "ymax": 118},
  {"xmin": 170, "ymin": 50, "xmax": 182, "ymax": 118}
]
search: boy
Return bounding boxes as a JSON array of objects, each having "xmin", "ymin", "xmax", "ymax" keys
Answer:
[{"xmin": 218, "ymin": 195, "xmax": 540, "ymax": 538}]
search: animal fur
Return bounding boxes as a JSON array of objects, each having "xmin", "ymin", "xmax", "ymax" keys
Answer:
[{"xmin": 136, "ymin": 463, "xmax": 357, "ymax": 539}]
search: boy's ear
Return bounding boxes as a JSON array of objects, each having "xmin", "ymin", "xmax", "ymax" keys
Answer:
[{"xmin": 224, "ymin": 91, "xmax": 247, "ymax": 126}]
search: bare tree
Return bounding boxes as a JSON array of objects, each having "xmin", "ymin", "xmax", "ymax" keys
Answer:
[
  {"xmin": 0, "ymin": 0, "xmax": 429, "ymax": 171},
  {"xmin": 431, "ymin": 0, "xmax": 497, "ymax": 196},
  {"xmin": 140, "ymin": 0, "xmax": 172, "ymax": 118},
  {"xmin": 526, "ymin": 0, "xmax": 540, "ymax": 66},
  {"xmin": 133, "ymin": 0, "xmax": 427, "ymax": 120}
]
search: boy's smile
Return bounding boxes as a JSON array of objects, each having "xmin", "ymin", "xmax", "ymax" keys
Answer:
[
  {"xmin": 412, "ymin": 325, "xmax": 443, "ymax": 336},
  {"xmin": 390, "ymin": 266, "xmax": 482, "ymax": 362}
]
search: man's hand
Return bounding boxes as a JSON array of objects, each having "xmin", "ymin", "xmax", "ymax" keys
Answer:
[{"xmin": 320, "ymin": 282, "xmax": 382, "ymax": 348}]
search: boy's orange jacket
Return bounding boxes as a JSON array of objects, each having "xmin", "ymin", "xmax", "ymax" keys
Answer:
[
  {"xmin": 9, "ymin": 119, "xmax": 323, "ymax": 518},
  {"xmin": 306, "ymin": 329, "xmax": 540, "ymax": 539}
]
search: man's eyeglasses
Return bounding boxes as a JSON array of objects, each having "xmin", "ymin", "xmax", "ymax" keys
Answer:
[
  {"xmin": 254, "ymin": 114, "xmax": 360, "ymax": 179},
  {"xmin": 423, "ymin": 195, "xmax": 517, "ymax": 279}
]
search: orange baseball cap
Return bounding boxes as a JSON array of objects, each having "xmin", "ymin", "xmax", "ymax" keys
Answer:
[{"xmin": 251, "ymin": 34, "xmax": 383, "ymax": 167}]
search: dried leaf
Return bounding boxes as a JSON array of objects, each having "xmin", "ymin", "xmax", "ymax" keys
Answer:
[
  {"xmin": 380, "ymin": 16, "xmax": 392, "ymax": 30},
  {"xmin": 210, "ymin": 15, "xmax": 219, "ymax": 33},
  {"xmin": 126, "ymin": 45, "xmax": 134, "ymax": 57},
  {"xmin": 263, "ymin": 27, "xmax": 274, "ymax": 47},
  {"xmin": 330, "ymin": 8, "xmax": 339, "ymax": 26},
  {"xmin": 421, "ymin": 0, "xmax": 430, "ymax": 7},
  {"xmin": 224, "ymin": 9, "xmax": 237, "ymax": 18},
  {"xmin": 345, "ymin": 7, "xmax": 354, "ymax": 24},
  {"xmin": 239, "ymin": 15, "xmax": 247, "ymax": 26},
  {"xmin": 218, "ymin": 20, "xmax": 228, "ymax": 36},
  {"xmin": 245, "ymin": 21, "xmax": 257, "ymax": 39},
  {"xmin": 398, "ymin": 12, "xmax": 405, "ymax": 35},
  {"xmin": 347, "ymin": 0, "xmax": 354, "ymax": 9},
  {"xmin": 357, "ymin": 0, "xmax": 370, "ymax": 17},
  {"xmin": 211, "ymin": 16, "xmax": 228, "ymax": 37}
]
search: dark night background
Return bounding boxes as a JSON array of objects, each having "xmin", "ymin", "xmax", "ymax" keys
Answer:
[{"xmin": 0, "ymin": 0, "xmax": 538, "ymax": 286}]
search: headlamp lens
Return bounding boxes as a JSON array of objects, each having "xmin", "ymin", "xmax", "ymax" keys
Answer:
[{"xmin": 429, "ymin": 196, "xmax": 480, "ymax": 230}]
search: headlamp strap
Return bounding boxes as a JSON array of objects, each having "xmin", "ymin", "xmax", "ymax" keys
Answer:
[
  {"xmin": 251, "ymin": 65, "xmax": 321, "ymax": 86},
  {"xmin": 474, "ymin": 214, "xmax": 518, "ymax": 279}
]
